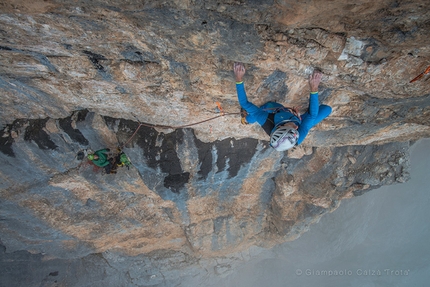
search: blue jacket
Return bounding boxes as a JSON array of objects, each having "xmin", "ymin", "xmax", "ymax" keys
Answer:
[{"xmin": 236, "ymin": 82, "xmax": 331, "ymax": 145}]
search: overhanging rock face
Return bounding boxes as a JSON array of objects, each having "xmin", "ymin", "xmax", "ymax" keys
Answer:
[
  {"xmin": 0, "ymin": 0, "xmax": 429, "ymax": 144},
  {"xmin": 0, "ymin": 0, "xmax": 429, "ymax": 285},
  {"xmin": 0, "ymin": 110, "xmax": 410, "ymax": 258}
]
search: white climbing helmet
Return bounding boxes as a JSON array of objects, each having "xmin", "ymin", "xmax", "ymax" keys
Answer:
[{"xmin": 270, "ymin": 125, "xmax": 299, "ymax": 151}]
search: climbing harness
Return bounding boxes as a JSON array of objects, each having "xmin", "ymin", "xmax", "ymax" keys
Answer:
[
  {"xmin": 262, "ymin": 106, "xmax": 302, "ymax": 121},
  {"xmin": 259, "ymin": 104, "xmax": 302, "ymax": 136},
  {"xmin": 410, "ymin": 65, "xmax": 430, "ymax": 83}
]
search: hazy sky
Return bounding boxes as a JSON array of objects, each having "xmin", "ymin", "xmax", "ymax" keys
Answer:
[{"xmin": 211, "ymin": 138, "xmax": 430, "ymax": 287}]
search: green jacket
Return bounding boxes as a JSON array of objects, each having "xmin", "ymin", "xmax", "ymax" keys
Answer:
[{"xmin": 91, "ymin": 149, "xmax": 110, "ymax": 167}]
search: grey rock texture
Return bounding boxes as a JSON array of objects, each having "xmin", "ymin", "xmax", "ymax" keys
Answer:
[
  {"xmin": 0, "ymin": 111, "xmax": 411, "ymax": 287},
  {"xmin": 0, "ymin": 0, "xmax": 429, "ymax": 286}
]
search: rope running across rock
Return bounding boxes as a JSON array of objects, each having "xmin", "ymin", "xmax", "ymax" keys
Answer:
[{"xmin": 120, "ymin": 111, "xmax": 239, "ymax": 149}]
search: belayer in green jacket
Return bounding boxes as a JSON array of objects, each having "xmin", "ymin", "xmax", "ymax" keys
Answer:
[
  {"xmin": 87, "ymin": 149, "xmax": 110, "ymax": 167},
  {"xmin": 87, "ymin": 148, "xmax": 131, "ymax": 174},
  {"xmin": 87, "ymin": 148, "xmax": 117, "ymax": 174}
]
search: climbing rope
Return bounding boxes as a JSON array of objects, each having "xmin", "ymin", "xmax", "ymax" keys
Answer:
[
  {"xmin": 410, "ymin": 65, "xmax": 430, "ymax": 83},
  {"xmin": 120, "ymin": 107, "xmax": 240, "ymax": 149}
]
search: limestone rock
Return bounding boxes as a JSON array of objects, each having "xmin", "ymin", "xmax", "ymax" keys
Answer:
[
  {"xmin": 0, "ymin": 112, "xmax": 411, "ymax": 258},
  {"xmin": 0, "ymin": 0, "xmax": 429, "ymax": 285}
]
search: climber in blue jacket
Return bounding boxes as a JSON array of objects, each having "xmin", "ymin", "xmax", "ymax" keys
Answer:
[{"xmin": 234, "ymin": 62, "xmax": 332, "ymax": 151}]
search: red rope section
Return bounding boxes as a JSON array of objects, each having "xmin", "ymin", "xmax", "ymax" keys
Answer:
[{"xmin": 120, "ymin": 112, "xmax": 239, "ymax": 149}]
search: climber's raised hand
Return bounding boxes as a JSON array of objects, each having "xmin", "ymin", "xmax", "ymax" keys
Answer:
[
  {"xmin": 309, "ymin": 70, "xmax": 322, "ymax": 93},
  {"xmin": 234, "ymin": 62, "xmax": 246, "ymax": 82}
]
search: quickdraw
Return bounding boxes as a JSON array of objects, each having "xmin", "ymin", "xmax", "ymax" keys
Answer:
[{"xmin": 216, "ymin": 102, "xmax": 224, "ymax": 115}]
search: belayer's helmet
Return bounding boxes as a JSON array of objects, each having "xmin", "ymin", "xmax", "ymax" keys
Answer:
[
  {"xmin": 87, "ymin": 154, "xmax": 95, "ymax": 160},
  {"xmin": 270, "ymin": 126, "xmax": 299, "ymax": 151}
]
